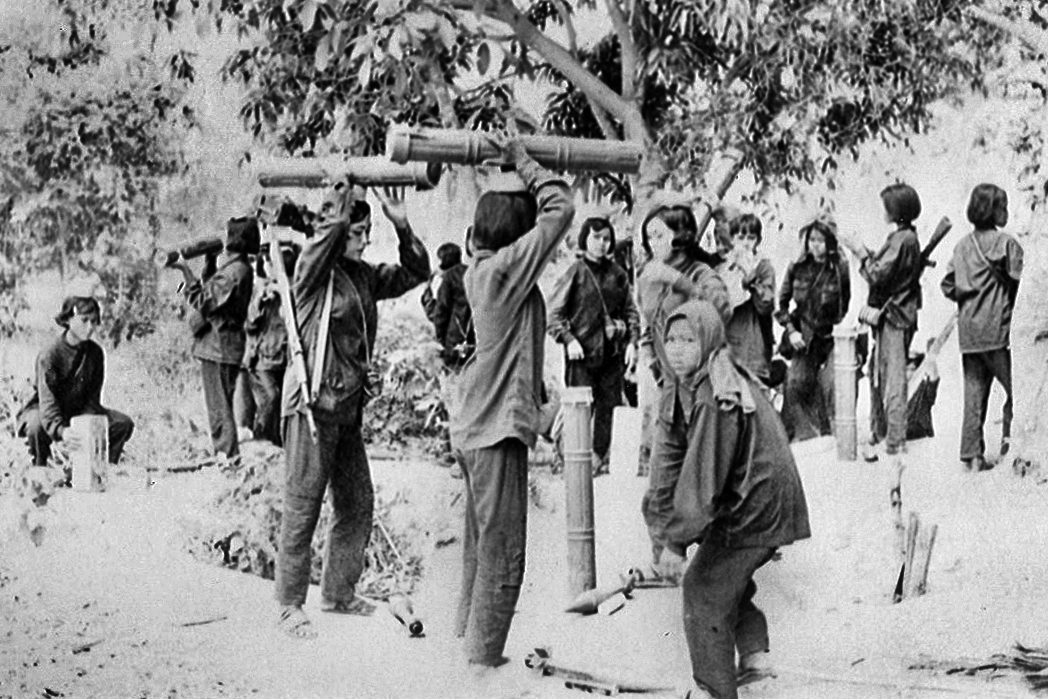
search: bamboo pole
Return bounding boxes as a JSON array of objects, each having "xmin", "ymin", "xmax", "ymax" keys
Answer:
[
  {"xmin": 833, "ymin": 325, "xmax": 859, "ymax": 461},
  {"xmin": 561, "ymin": 386, "xmax": 597, "ymax": 600}
]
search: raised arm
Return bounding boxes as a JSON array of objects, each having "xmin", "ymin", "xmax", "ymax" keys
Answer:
[{"xmin": 371, "ymin": 220, "xmax": 431, "ymax": 301}]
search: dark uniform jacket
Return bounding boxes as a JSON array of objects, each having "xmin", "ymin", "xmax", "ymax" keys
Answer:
[
  {"xmin": 281, "ymin": 218, "xmax": 430, "ymax": 422},
  {"xmin": 449, "ymin": 160, "xmax": 575, "ymax": 452},
  {"xmin": 18, "ymin": 334, "xmax": 105, "ymax": 442},
  {"xmin": 431, "ymin": 263, "xmax": 475, "ymax": 370},
  {"xmin": 547, "ymin": 255, "xmax": 640, "ymax": 367},
  {"xmin": 941, "ymin": 229, "xmax": 1023, "ymax": 353},
  {"xmin": 244, "ymin": 279, "xmax": 288, "ymax": 371},
  {"xmin": 860, "ymin": 226, "xmax": 922, "ymax": 330},
  {"xmin": 661, "ymin": 374, "xmax": 812, "ymax": 550},
  {"xmin": 776, "ymin": 252, "xmax": 851, "ymax": 345},
  {"xmin": 723, "ymin": 258, "xmax": 776, "ymax": 380},
  {"xmin": 183, "ymin": 253, "xmax": 254, "ymax": 365}
]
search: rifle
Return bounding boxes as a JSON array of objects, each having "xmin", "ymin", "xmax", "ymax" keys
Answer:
[
  {"xmin": 918, "ymin": 216, "xmax": 953, "ymax": 271},
  {"xmin": 907, "ymin": 311, "xmax": 957, "ymax": 395},
  {"xmin": 264, "ymin": 225, "xmax": 318, "ymax": 443}
]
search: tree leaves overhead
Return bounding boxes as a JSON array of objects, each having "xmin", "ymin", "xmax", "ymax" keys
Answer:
[{"xmin": 152, "ymin": 0, "xmax": 1001, "ymax": 201}]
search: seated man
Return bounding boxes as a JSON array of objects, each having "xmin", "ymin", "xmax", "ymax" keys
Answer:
[{"xmin": 16, "ymin": 296, "xmax": 135, "ymax": 468}]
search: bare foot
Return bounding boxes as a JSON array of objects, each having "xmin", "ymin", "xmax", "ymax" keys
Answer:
[{"xmin": 277, "ymin": 605, "xmax": 317, "ymax": 639}]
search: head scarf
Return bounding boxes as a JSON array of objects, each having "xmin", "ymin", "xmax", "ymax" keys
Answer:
[{"xmin": 665, "ymin": 300, "xmax": 755, "ymax": 414}]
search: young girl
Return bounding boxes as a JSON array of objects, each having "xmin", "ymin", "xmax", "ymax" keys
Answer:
[
  {"xmin": 654, "ymin": 300, "xmax": 811, "ymax": 699},
  {"xmin": 548, "ymin": 217, "xmax": 639, "ymax": 475},
  {"xmin": 855, "ymin": 184, "xmax": 923, "ymax": 457},
  {"xmin": 941, "ymin": 183, "xmax": 1023, "ymax": 471},
  {"xmin": 775, "ymin": 217, "xmax": 851, "ymax": 441},
  {"xmin": 449, "ymin": 140, "xmax": 575, "ymax": 668}
]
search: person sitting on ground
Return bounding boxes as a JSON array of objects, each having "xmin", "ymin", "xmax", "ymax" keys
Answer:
[
  {"xmin": 941, "ymin": 183, "xmax": 1023, "ymax": 472},
  {"xmin": 775, "ymin": 216, "xmax": 851, "ymax": 442},
  {"xmin": 548, "ymin": 216, "xmax": 640, "ymax": 476},
  {"xmin": 650, "ymin": 300, "xmax": 810, "ymax": 699},
  {"xmin": 16, "ymin": 296, "xmax": 135, "ymax": 471},
  {"xmin": 448, "ymin": 136, "xmax": 575, "ymax": 670}
]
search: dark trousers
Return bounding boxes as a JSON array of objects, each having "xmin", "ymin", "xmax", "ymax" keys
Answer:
[
  {"xmin": 200, "ymin": 359, "xmax": 239, "ymax": 458},
  {"xmin": 275, "ymin": 409, "xmax": 373, "ymax": 608},
  {"xmin": 960, "ymin": 349, "xmax": 1013, "ymax": 461},
  {"xmin": 454, "ymin": 438, "xmax": 528, "ymax": 665},
  {"xmin": 780, "ymin": 337, "xmax": 834, "ymax": 442},
  {"xmin": 20, "ymin": 408, "xmax": 135, "ymax": 467},
  {"xmin": 565, "ymin": 351, "xmax": 625, "ymax": 460},
  {"xmin": 683, "ymin": 541, "xmax": 775, "ymax": 699},
  {"xmin": 869, "ymin": 324, "xmax": 912, "ymax": 450},
  {"xmin": 249, "ymin": 366, "xmax": 285, "ymax": 446}
]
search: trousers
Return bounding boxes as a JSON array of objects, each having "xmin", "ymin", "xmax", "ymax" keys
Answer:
[
  {"xmin": 565, "ymin": 351, "xmax": 625, "ymax": 461},
  {"xmin": 20, "ymin": 408, "xmax": 135, "ymax": 467},
  {"xmin": 869, "ymin": 323, "xmax": 912, "ymax": 450},
  {"xmin": 960, "ymin": 349, "xmax": 1013, "ymax": 462},
  {"xmin": 454, "ymin": 438, "xmax": 528, "ymax": 665},
  {"xmin": 683, "ymin": 541, "xmax": 775, "ymax": 699},
  {"xmin": 780, "ymin": 337, "xmax": 834, "ymax": 442},
  {"xmin": 249, "ymin": 366, "xmax": 285, "ymax": 446},
  {"xmin": 274, "ymin": 409, "xmax": 373, "ymax": 608},
  {"xmin": 200, "ymin": 359, "xmax": 240, "ymax": 458}
]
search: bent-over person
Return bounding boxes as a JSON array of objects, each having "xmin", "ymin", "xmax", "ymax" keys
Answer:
[{"xmin": 17, "ymin": 296, "xmax": 134, "ymax": 469}]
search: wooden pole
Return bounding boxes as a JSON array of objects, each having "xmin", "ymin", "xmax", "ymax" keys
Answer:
[
  {"xmin": 561, "ymin": 386, "xmax": 597, "ymax": 600},
  {"xmin": 833, "ymin": 325, "xmax": 859, "ymax": 461}
]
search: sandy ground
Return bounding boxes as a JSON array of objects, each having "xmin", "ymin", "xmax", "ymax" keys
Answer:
[{"xmin": 2, "ymin": 333, "xmax": 1047, "ymax": 699}]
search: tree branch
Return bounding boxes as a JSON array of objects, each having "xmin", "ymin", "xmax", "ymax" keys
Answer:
[
  {"xmin": 604, "ymin": 0, "xmax": 637, "ymax": 102},
  {"xmin": 967, "ymin": 6, "xmax": 1048, "ymax": 56},
  {"xmin": 554, "ymin": 0, "xmax": 579, "ymax": 54}
]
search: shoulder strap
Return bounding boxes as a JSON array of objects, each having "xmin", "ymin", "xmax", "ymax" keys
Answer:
[
  {"xmin": 580, "ymin": 260, "xmax": 612, "ymax": 322},
  {"xmin": 969, "ymin": 232, "xmax": 1011, "ymax": 289},
  {"xmin": 310, "ymin": 271, "xmax": 335, "ymax": 400}
]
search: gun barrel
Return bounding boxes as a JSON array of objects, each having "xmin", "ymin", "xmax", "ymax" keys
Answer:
[
  {"xmin": 256, "ymin": 156, "xmax": 442, "ymax": 190},
  {"xmin": 386, "ymin": 125, "xmax": 644, "ymax": 174}
]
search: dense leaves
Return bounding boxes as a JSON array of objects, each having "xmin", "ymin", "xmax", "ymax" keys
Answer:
[{"xmin": 151, "ymin": 0, "xmax": 1002, "ymax": 207}]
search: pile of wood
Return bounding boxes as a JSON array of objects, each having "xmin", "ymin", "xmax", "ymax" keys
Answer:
[{"xmin": 911, "ymin": 644, "xmax": 1048, "ymax": 691}]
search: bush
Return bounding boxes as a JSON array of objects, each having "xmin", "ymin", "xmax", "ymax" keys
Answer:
[{"xmin": 184, "ymin": 444, "xmax": 424, "ymax": 600}]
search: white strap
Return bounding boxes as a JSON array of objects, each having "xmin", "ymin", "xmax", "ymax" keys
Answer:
[{"xmin": 311, "ymin": 271, "xmax": 335, "ymax": 401}]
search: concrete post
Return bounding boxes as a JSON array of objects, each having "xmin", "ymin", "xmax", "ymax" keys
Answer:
[
  {"xmin": 561, "ymin": 386, "xmax": 597, "ymax": 599},
  {"xmin": 833, "ymin": 325, "xmax": 859, "ymax": 461}
]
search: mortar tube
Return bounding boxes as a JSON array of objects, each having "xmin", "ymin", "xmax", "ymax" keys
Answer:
[
  {"xmin": 561, "ymin": 386, "xmax": 597, "ymax": 600},
  {"xmin": 833, "ymin": 325, "xmax": 859, "ymax": 461}
]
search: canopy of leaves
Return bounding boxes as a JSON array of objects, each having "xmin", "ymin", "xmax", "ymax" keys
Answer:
[{"xmin": 153, "ymin": 0, "xmax": 1002, "ymax": 204}]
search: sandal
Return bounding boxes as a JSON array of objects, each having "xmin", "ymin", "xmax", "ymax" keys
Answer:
[
  {"xmin": 277, "ymin": 606, "xmax": 317, "ymax": 639},
  {"xmin": 320, "ymin": 596, "xmax": 377, "ymax": 617}
]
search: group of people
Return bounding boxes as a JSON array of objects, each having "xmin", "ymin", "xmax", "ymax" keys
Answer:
[{"xmin": 10, "ymin": 137, "xmax": 1025, "ymax": 699}]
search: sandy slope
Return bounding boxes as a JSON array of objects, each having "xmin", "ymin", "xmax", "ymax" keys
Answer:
[{"xmin": 1, "ymin": 323, "xmax": 1045, "ymax": 699}]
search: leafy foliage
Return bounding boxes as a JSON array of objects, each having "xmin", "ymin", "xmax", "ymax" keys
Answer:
[{"xmin": 152, "ymin": 0, "xmax": 1002, "ymax": 207}]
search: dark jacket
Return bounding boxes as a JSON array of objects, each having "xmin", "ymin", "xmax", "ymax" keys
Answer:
[
  {"xmin": 449, "ymin": 159, "xmax": 575, "ymax": 451},
  {"xmin": 941, "ymin": 229, "xmax": 1023, "ymax": 353},
  {"xmin": 183, "ymin": 253, "xmax": 254, "ymax": 365},
  {"xmin": 18, "ymin": 334, "xmax": 106, "ymax": 441},
  {"xmin": 860, "ymin": 226, "xmax": 922, "ymax": 330},
  {"xmin": 244, "ymin": 278, "xmax": 288, "ymax": 371},
  {"xmin": 281, "ymin": 218, "xmax": 430, "ymax": 422},
  {"xmin": 722, "ymin": 257, "xmax": 776, "ymax": 379},
  {"xmin": 431, "ymin": 263, "xmax": 475, "ymax": 370},
  {"xmin": 548, "ymin": 255, "xmax": 640, "ymax": 367},
  {"xmin": 661, "ymin": 374, "xmax": 812, "ymax": 550},
  {"xmin": 776, "ymin": 252, "xmax": 851, "ymax": 344}
]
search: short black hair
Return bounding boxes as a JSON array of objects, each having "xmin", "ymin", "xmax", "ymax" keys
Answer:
[
  {"xmin": 578, "ymin": 217, "xmax": 615, "ymax": 252},
  {"xmin": 55, "ymin": 296, "xmax": 100, "ymax": 328},
  {"xmin": 967, "ymin": 183, "xmax": 1008, "ymax": 230},
  {"xmin": 226, "ymin": 217, "xmax": 261, "ymax": 255},
  {"xmin": 880, "ymin": 183, "xmax": 922, "ymax": 227},
  {"xmin": 730, "ymin": 213, "xmax": 763, "ymax": 245},
  {"xmin": 436, "ymin": 242, "xmax": 463, "ymax": 271},
  {"xmin": 472, "ymin": 191, "xmax": 538, "ymax": 252},
  {"xmin": 349, "ymin": 200, "xmax": 371, "ymax": 225}
]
